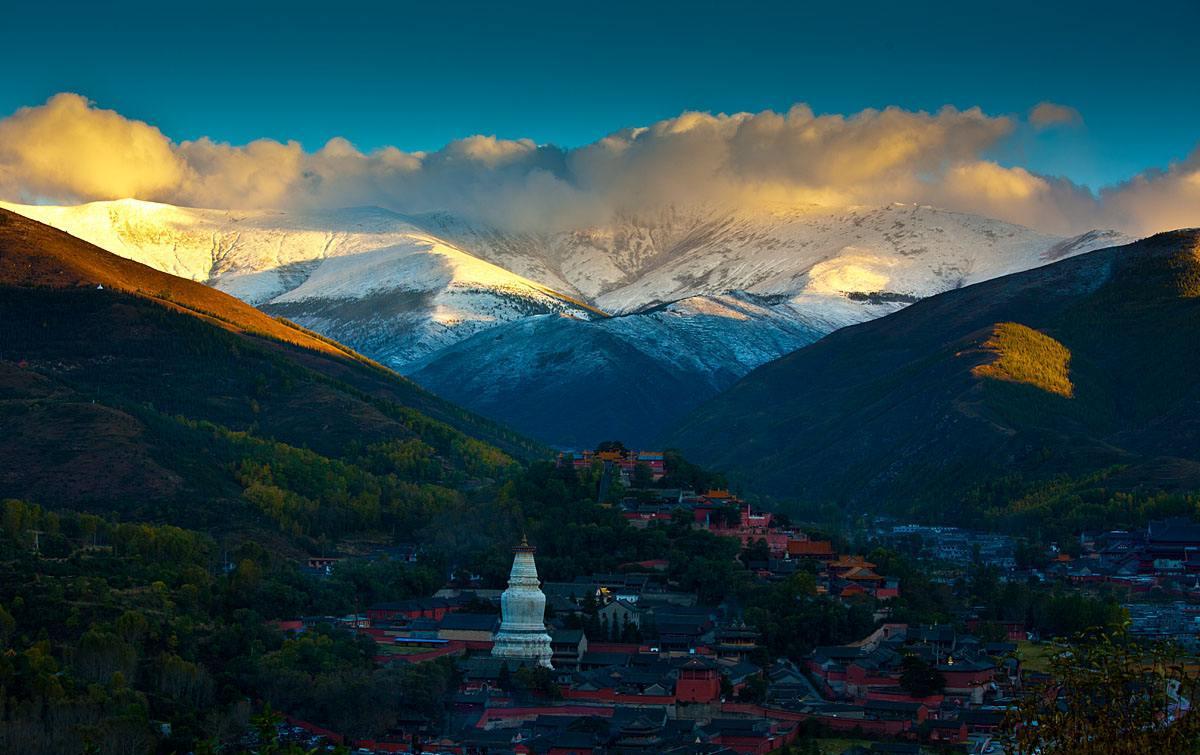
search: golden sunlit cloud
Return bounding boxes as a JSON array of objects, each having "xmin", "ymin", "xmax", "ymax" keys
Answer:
[
  {"xmin": 0, "ymin": 93, "xmax": 1197, "ymax": 236},
  {"xmin": 1101, "ymin": 148, "xmax": 1200, "ymax": 235},
  {"xmin": 0, "ymin": 93, "xmax": 185, "ymax": 201},
  {"xmin": 1029, "ymin": 101, "xmax": 1084, "ymax": 130}
]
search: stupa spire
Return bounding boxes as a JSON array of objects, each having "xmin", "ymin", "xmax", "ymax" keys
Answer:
[{"xmin": 491, "ymin": 536, "xmax": 553, "ymax": 668}]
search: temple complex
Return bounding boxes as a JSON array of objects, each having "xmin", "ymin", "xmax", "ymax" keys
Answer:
[{"xmin": 491, "ymin": 536, "xmax": 554, "ymax": 668}]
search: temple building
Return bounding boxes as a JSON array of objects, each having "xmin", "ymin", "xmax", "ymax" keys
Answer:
[{"xmin": 492, "ymin": 536, "xmax": 554, "ymax": 668}]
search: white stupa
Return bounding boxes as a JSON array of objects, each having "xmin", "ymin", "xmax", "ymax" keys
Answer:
[{"xmin": 491, "ymin": 536, "xmax": 553, "ymax": 668}]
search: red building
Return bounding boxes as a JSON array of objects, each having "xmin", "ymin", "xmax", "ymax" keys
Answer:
[
  {"xmin": 366, "ymin": 597, "xmax": 454, "ymax": 624},
  {"xmin": 939, "ymin": 660, "xmax": 995, "ymax": 690},
  {"xmin": 923, "ymin": 718, "xmax": 969, "ymax": 744},
  {"xmin": 701, "ymin": 498, "xmax": 790, "ymax": 557},
  {"xmin": 676, "ymin": 657, "xmax": 722, "ymax": 703},
  {"xmin": 707, "ymin": 718, "xmax": 797, "ymax": 755},
  {"xmin": 787, "ymin": 539, "xmax": 835, "ymax": 560}
]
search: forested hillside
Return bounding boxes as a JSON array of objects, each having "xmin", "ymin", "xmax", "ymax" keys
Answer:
[
  {"xmin": 669, "ymin": 230, "xmax": 1200, "ymax": 536},
  {"xmin": 0, "ymin": 207, "xmax": 542, "ymax": 540}
]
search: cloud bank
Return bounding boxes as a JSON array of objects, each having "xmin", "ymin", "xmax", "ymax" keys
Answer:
[{"xmin": 0, "ymin": 93, "xmax": 1197, "ymax": 236}]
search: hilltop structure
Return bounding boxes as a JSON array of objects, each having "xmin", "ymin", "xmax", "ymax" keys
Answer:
[
  {"xmin": 558, "ymin": 447, "xmax": 666, "ymax": 482},
  {"xmin": 492, "ymin": 537, "xmax": 554, "ymax": 668}
]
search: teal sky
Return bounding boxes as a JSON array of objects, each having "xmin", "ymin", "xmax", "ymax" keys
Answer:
[{"xmin": 1, "ymin": 0, "xmax": 1197, "ymax": 191}]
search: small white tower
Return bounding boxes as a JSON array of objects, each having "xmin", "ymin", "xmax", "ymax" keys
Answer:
[{"xmin": 491, "ymin": 536, "xmax": 553, "ymax": 668}]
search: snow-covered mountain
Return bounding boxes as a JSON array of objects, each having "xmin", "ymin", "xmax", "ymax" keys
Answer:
[
  {"xmin": 421, "ymin": 203, "xmax": 1126, "ymax": 314},
  {"xmin": 2, "ymin": 198, "xmax": 1131, "ymax": 445},
  {"xmin": 404, "ymin": 294, "xmax": 840, "ymax": 448},
  {"xmin": 0, "ymin": 199, "xmax": 600, "ymax": 364}
]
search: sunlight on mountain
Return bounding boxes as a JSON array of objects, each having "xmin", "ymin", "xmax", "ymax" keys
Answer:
[
  {"xmin": 1171, "ymin": 242, "xmax": 1200, "ymax": 298},
  {"xmin": 972, "ymin": 321, "xmax": 1074, "ymax": 397},
  {"xmin": 803, "ymin": 251, "xmax": 896, "ymax": 296}
]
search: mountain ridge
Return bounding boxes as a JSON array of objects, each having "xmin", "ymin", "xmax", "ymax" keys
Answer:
[
  {"xmin": 1, "ymin": 198, "xmax": 1131, "ymax": 445},
  {"xmin": 664, "ymin": 229, "xmax": 1200, "ymax": 523}
]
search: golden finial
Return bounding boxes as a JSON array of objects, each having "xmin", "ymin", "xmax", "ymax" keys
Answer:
[{"xmin": 514, "ymin": 533, "xmax": 535, "ymax": 553}]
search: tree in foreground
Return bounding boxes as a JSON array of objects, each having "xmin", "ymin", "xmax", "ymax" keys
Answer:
[{"xmin": 1003, "ymin": 628, "xmax": 1200, "ymax": 754}]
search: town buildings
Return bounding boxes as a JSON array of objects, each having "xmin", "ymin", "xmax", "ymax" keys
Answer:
[{"xmin": 269, "ymin": 454, "xmax": 1200, "ymax": 753}]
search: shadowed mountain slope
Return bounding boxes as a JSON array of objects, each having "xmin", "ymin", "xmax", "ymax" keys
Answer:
[
  {"xmin": 0, "ymin": 208, "xmax": 541, "ymax": 532},
  {"xmin": 666, "ymin": 230, "xmax": 1200, "ymax": 519}
]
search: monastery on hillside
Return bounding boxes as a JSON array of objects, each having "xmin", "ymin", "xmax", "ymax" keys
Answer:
[{"xmin": 557, "ymin": 448, "xmax": 666, "ymax": 481}]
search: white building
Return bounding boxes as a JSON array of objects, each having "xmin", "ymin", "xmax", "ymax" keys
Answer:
[{"xmin": 492, "ymin": 537, "xmax": 554, "ymax": 668}]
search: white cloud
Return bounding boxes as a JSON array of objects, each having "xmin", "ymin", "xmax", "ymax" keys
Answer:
[{"xmin": 0, "ymin": 92, "xmax": 1196, "ymax": 236}]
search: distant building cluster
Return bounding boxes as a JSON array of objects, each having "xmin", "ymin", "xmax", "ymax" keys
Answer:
[
  {"xmin": 623, "ymin": 488, "xmax": 899, "ymax": 601},
  {"xmin": 557, "ymin": 448, "xmax": 666, "ymax": 482},
  {"xmin": 874, "ymin": 523, "xmax": 1016, "ymax": 571},
  {"xmin": 802, "ymin": 623, "xmax": 1015, "ymax": 744}
]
